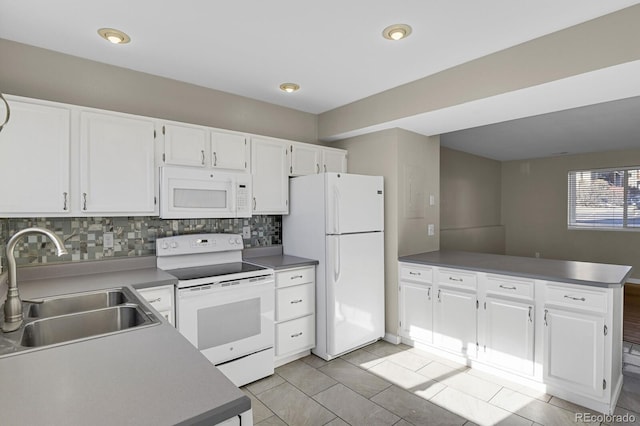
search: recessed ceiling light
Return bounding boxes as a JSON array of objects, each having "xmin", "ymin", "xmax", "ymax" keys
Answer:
[
  {"xmin": 279, "ymin": 83, "xmax": 300, "ymax": 93},
  {"xmin": 97, "ymin": 28, "xmax": 131, "ymax": 44},
  {"xmin": 382, "ymin": 24, "xmax": 412, "ymax": 41}
]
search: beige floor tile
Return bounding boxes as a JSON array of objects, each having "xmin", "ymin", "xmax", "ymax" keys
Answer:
[
  {"xmin": 245, "ymin": 373, "xmax": 286, "ymax": 395},
  {"xmin": 257, "ymin": 382, "xmax": 336, "ymax": 426},
  {"xmin": 489, "ymin": 388, "xmax": 598, "ymax": 426},
  {"xmin": 618, "ymin": 375, "xmax": 640, "ymax": 412},
  {"xmin": 324, "ymin": 418, "xmax": 350, "ymax": 426},
  {"xmin": 364, "ymin": 340, "xmax": 410, "ymax": 357},
  {"xmin": 256, "ymin": 415, "xmax": 288, "ymax": 426},
  {"xmin": 314, "ymin": 384, "xmax": 400, "ymax": 426},
  {"xmin": 548, "ymin": 396, "xmax": 600, "ymax": 416},
  {"xmin": 275, "ymin": 360, "xmax": 337, "ymax": 396},
  {"xmin": 431, "ymin": 387, "xmax": 532, "ymax": 426},
  {"xmin": 440, "ymin": 371, "xmax": 503, "ymax": 402},
  {"xmin": 392, "ymin": 420, "xmax": 414, "ymax": 426},
  {"xmin": 341, "ymin": 347, "xmax": 387, "ymax": 369},
  {"xmin": 384, "ymin": 349, "xmax": 432, "ymax": 371},
  {"xmin": 369, "ymin": 360, "xmax": 441, "ymax": 394},
  {"xmin": 417, "ymin": 360, "xmax": 469, "ymax": 382},
  {"xmin": 371, "ymin": 385, "xmax": 467, "ymax": 426},
  {"xmin": 603, "ymin": 407, "xmax": 640, "ymax": 425},
  {"xmin": 319, "ymin": 358, "xmax": 392, "ymax": 398},
  {"xmin": 300, "ymin": 354, "xmax": 329, "ymax": 369},
  {"xmin": 465, "ymin": 369, "xmax": 551, "ymax": 402},
  {"xmin": 242, "ymin": 388, "xmax": 274, "ymax": 424}
]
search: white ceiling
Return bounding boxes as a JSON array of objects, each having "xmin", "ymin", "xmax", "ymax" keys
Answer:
[{"xmin": 1, "ymin": 0, "xmax": 640, "ymax": 160}]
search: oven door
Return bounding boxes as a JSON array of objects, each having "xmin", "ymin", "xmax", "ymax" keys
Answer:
[{"xmin": 176, "ymin": 278, "xmax": 274, "ymax": 365}]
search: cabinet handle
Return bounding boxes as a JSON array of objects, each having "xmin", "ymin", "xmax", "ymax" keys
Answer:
[
  {"xmin": 324, "ymin": 164, "xmax": 327, "ymax": 172},
  {"xmin": 564, "ymin": 295, "xmax": 586, "ymax": 302},
  {"xmin": 449, "ymin": 277, "xmax": 463, "ymax": 282},
  {"xmin": 290, "ymin": 275, "xmax": 303, "ymax": 280},
  {"xmin": 499, "ymin": 284, "xmax": 517, "ymax": 290},
  {"xmin": 201, "ymin": 150, "xmax": 205, "ymax": 165},
  {"xmin": 409, "ymin": 271, "xmax": 421, "ymax": 276},
  {"xmin": 63, "ymin": 192, "xmax": 68, "ymax": 211},
  {"xmin": 427, "ymin": 287, "xmax": 431, "ymax": 299},
  {"xmin": 290, "ymin": 299, "xmax": 303, "ymax": 304},
  {"xmin": 82, "ymin": 193, "xmax": 87, "ymax": 211},
  {"xmin": 252, "ymin": 197, "xmax": 256, "ymax": 210},
  {"xmin": 291, "ymin": 332, "xmax": 303, "ymax": 338},
  {"xmin": 437, "ymin": 289, "xmax": 441, "ymax": 302},
  {"xmin": 0, "ymin": 92, "xmax": 9, "ymax": 133},
  {"xmin": 290, "ymin": 165, "xmax": 293, "ymax": 173},
  {"xmin": 544, "ymin": 309, "xmax": 548, "ymax": 326},
  {"xmin": 528, "ymin": 306, "xmax": 533, "ymax": 323},
  {"xmin": 213, "ymin": 152, "xmax": 217, "ymax": 166},
  {"xmin": 316, "ymin": 163, "xmax": 320, "ymax": 173},
  {"xmin": 147, "ymin": 297, "xmax": 162, "ymax": 304}
]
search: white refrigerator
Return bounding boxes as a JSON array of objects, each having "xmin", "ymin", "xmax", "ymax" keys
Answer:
[{"xmin": 283, "ymin": 173, "xmax": 384, "ymax": 360}]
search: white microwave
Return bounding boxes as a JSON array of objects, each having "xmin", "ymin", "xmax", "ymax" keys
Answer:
[{"xmin": 160, "ymin": 166, "xmax": 251, "ymax": 219}]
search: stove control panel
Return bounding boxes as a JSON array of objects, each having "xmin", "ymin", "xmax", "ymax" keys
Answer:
[{"xmin": 156, "ymin": 233, "xmax": 244, "ymax": 256}]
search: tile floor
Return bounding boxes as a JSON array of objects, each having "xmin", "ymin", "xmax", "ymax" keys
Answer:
[{"xmin": 241, "ymin": 341, "xmax": 640, "ymax": 426}]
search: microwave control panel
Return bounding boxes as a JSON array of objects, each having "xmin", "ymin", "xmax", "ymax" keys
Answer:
[{"xmin": 236, "ymin": 175, "xmax": 252, "ymax": 217}]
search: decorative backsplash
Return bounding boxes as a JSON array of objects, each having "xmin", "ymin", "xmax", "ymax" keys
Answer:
[{"xmin": 0, "ymin": 216, "xmax": 281, "ymax": 270}]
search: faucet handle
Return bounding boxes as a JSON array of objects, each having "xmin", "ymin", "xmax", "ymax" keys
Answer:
[{"xmin": 22, "ymin": 299, "xmax": 44, "ymax": 305}]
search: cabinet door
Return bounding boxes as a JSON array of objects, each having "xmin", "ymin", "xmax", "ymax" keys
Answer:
[
  {"xmin": 434, "ymin": 286, "xmax": 477, "ymax": 356},
  {"xmin": 290, "ymin": 142, "xmax": 321, "ymax": 176},
  {"xmin": 543, "ymin": 307, "xmax": 605, "ymax": 398},
  {"xmin": 251, "ymin": 137, "xmax": 289, "ymax": 214},
  {"xmin": 80, "ymin": 111, "xmax": 157, "ymax": 215},
  {"xmin": 399, "ymin": 282, "xmax": 433, "ymax": 343},
  {"xmin": 0, "ymin": 99, "xmax": 70, "ymax": 216},
  {"xmin": 322, "ymin": 148, "xmax": 347, "ymax": 173},
  {"xmin": 163, "ymin": 123, "xmax": 208, "ymax": 167},
  {"xmin": 211, "ymin": 131, "xmax": 248, "ymax": 171},
  {"xmin": 482, "ymin": 296, "xmax": 534, "ymax": 375}
]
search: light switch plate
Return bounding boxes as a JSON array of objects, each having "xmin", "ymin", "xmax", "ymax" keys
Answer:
[
  {"xmin": 429, "ymin": 195, "xmax": 435, "ymax": 206},
  {"xmin": 103, "ymin": 232, "xmax": 114, "ymax": 248},
  {"xmin": 242, "ymin": 226, "xmax": 251, "ymax": 239},
  {"xmin": 428, "ymin": 224, "xmax": 435, "ymax": 236}
]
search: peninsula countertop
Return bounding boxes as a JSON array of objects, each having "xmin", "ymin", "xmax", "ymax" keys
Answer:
[
  {"xmin": 0, "ymin": 257, "xmax": 250, "ymax": 426},
  {"xmin": 399, "ymin": 250, "xmax": 632, "ymax": 288}
]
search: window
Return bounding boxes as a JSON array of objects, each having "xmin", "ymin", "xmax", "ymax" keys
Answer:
[{"xmin": 568, "ymin": 167, "xmax": 640, "ymax": 229}]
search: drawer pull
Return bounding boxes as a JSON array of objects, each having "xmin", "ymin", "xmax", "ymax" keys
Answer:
[
  {"xmin": 499, "ymin": 285, "xmax": 517, "ymax": 290},
  {"xmin": 564, "ymin": 295, "xmax": 586, "ymax": 302},
  {"xmin": 290, "ymin": 275, "xmax": 304, "ymax": 280},
  {"xmin": 290, "ymin": 299, "xmax": 303, "ymax": 304},
  {"xmin": 291, "ymin": 332, "xmax": 303, "ymax": 338},
  {"xmin": 147, "ymin": 297, "xmax": 162, "ymax": 304},
  {"xmin": 409, "ymin": 271, "xmax": 421, "ymax": 276},
  {"xmin": 449, "ymin": 277, "xmax": 463, "ymax": 282}
]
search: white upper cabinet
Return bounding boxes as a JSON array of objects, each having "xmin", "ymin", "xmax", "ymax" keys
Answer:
[
  {"xmin": 162, "ymin": 123, "xmax": 208, "ymax": 167},
  {"xmin": 0, "ymin": 97, "xmax": 71, "ymax": 216},
  {"xmin": 251, "ymin": 137, "xmax": 289, "ymax": 214},
  {"xmin": 289, "ymin": 142, "xmax": 320, "ymax": 176},
  {"xmin": 80, "ymin": 111, "xmax": 157, "ymax": 215},
  {"xmin": 211, "ymin": 131, "xmax": 249, "ymax": 171},
  {"xmin": 322, "ymin": 147, "xmax": 347, "ymax": 173}
]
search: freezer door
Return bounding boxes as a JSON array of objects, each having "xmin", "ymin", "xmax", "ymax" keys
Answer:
[
  {"xmin": 326, "ymin": 173, "xmax": 384, "ymax": 234},
  {"xmin": 325, "ymin": 232, "xmax": 384, "ymax": 356}
]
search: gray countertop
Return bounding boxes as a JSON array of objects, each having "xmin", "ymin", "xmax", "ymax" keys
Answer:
[
  {"xmin": 399, "ymin": 250, "xmax": 632, "ymax": 288},
  {"xmin": 243, "ymin": 245, "xmax": 318, "ymax": 270},
  {"xmin": 0, "ymin": 258, "xmax": 250, "ymax": 426}
]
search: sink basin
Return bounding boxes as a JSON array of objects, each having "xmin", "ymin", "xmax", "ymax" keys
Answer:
[
  {"xmin": 28, "ymin": 289, "xmax": 129, "ymax": 318},
  {"xmin": 21, "ymin": 305, "xmax": 153, "ymax": 347}
]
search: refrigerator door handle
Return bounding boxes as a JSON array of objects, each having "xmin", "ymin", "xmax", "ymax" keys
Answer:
[
  {"xmin": 334, "ymin": 236, "xmax": 341, "ymax": 283},
  {"xmin": 333, "ymin": 185, "xmax": 340, "ymax": 234}
]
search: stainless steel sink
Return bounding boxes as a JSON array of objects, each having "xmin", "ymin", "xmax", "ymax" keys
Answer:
[
  {"xmin": 0, "ymin": 287, "xmax": 161, "ymax": 357},
  {"xmin": 21, "ymin": 305, "xmax": 153, "ymax": 347},
  {"xmin": 27, "ymin": 289, "xmax": 129, "ymax": 318}
]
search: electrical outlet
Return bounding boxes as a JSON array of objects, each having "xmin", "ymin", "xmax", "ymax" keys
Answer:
[
  {"xmin": 535, "ymin": 252, "xmax": 541, "ymax": 258},
  {"xmin": 428, "ymin": 224, "xmax": 435, "ymax": 236},
  {"xmin": 242, "ymin": 226, "xmax": 251, "ymax": 239},
  {"xmin": 103, "ymin": 232, "xmax": 114, "ymax": 248},
  {"xmin": 429, "ymin": 194, "xmax": 435, "ymax": 206}
]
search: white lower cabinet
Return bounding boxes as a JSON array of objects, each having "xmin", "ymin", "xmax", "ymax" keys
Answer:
[
  {"xmin": 274, "ymin": 266, "xmax": 315, "ymax": 366},
  {"xmin": 398, "ymin": 261, "xmax": 622, "ymax": 415},
  {"xmin": 137, "ymin": 285, "xmax": 175, "ymax": 325}
]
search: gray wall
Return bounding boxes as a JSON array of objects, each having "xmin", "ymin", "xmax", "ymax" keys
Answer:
[
  {"xmin": 0, "ymin": 39, "xmax": 318, "ymax": 144},
  {"xmin": 335, "ymin": 128, "xmax": 439, "ymax": 338},
  {"xmin": 440, "ymin": 147, "xmax": 504, "ymax": 254},
  {"xmin": 502, "ymin": 148, "xmax": 640, "ymax": 278}
]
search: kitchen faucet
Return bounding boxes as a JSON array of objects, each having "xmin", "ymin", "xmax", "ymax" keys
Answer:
[{"xmin": 2, "ymin": 227, "xmax": 68, "ymax": 332}]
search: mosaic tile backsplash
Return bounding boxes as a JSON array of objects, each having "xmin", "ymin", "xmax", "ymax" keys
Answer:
[{"xmin": 0, "ymin": 216, "xmax": 281, "ymax": 271}]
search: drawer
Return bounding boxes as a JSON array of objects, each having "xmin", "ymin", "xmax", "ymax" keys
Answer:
[
  {"xmin": 276, "ymin": 283, "xmax": 314, "ymax": 322},
  {"xmin": 276, "ymin": 266, "xmax": 315, "ymax": 289},
  {"xmin": 276, "ymin": 314, "xmax": 315, "ymax": 356},
  {"xmin": 438, "ymin": 268, "xmax": 477, "ymax": 289},
  {"xmin": 138, "ymin": 285, "xmax": 174, "ymax": 311},
  {"xmin": 486, "ymin": 275, "xmax": 534, "ymax": 300},
  {"xmin": 399, "ymin": 263, "xmax": 433, "ymax": 284},
  {"xmin": 545, "ymin": 282, "xmax": 608, "ymax": 313}
]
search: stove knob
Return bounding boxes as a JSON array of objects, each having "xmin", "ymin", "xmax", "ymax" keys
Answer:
[
  {"xmin": 229, "ymin": 238, "xmax": 236, "ymax": 245},
  {"xmin": 235, "ymin": 237, "xmax": 242, "ymax": 244},
  {"xmin": 161, "ymin": 242, "xmax": 169, "ymax": 250},
  {"xmin": 171, "ymin": 242, "xmax": 179, "ymax": 249}
]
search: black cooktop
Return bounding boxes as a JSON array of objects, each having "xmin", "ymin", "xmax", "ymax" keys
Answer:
[{"xmin": 167, "ymin": 262, "xmax": 267, "ymax": 281}]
